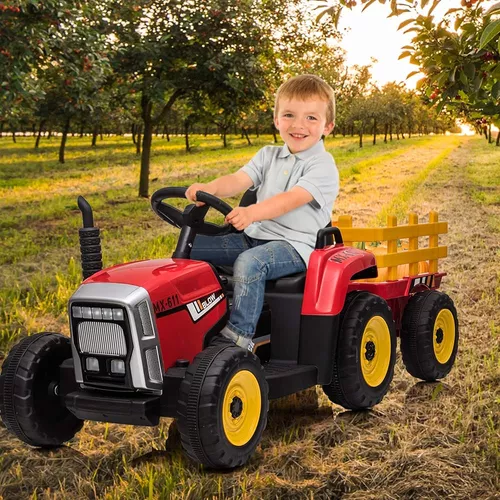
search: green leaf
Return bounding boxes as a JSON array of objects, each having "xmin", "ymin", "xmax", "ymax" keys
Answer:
[
  {"xmin": 463, "ymin": 63, "xmax": 475, "ymax": 80},
  {"xmin": 492, "ymin": 81, "xmax": 500, "ymax": 99},
  {"xmin": 459, "ymin": 71, "xmax": 468, "ymax": 85},
  {"xmin": 398, "ymin": 19, "xmax": 415, "ymax": 30},
  {"xmin": 485, "ymin": 2, "xmax": 500, "ymax": 16},
  {"xmin": 398, "ymin": 51, "xmax": 412, "ymax": 60},
  {"xmin": 479, "ymin": 19, "xmax": 500, "ymax": 49},
  {"xmin": 474, "ymin": 75, "xmax": 484, "ymax": 92},
  {"xmin": 449, "ymin": 66, "xmax": 457, "ymax": 83},
  {"xmin": 362, "ymin": 0, "xmax": 378, "ymax": 12},
  {"xmin": 454, "ymin": 17, "xmax": 464, "ymax": 31},
  {"xmin": 428, "ymin": 0, "xmax": 440, "ymax": 16},
  {"xmin": 406, "ymin": 70, "xmax": 420, "ymax": 78}
]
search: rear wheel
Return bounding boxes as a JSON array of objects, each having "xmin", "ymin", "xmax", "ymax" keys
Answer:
[
  {"xmin": 322, "ymin": 292, "xmax": 397, "ymax": 410},
  {"xmin": 0, "ymin": 333, "xmax": 83, "ymax": 447},
  {"xmin": 177, "ymin": 345, "xmax": 268, "ymax": 469},
  {"xmin": 401, "ymin": 290, "xmax": 459, "ymax": 381}
]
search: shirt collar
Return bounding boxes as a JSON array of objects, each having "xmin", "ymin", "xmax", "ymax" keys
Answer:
[{"xmin": 277, "ymin": 140, "xmax": 326, "ymax": 160}]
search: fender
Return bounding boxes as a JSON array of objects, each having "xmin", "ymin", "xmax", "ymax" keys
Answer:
[{"xmin": 302, "ymin": 245, "xmax": 376, "ymax": 316}]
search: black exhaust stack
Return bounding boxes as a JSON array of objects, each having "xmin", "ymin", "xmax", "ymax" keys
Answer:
[{"xmin": 77, "ymin": 196, "xmax": 103, "ymax": 280}]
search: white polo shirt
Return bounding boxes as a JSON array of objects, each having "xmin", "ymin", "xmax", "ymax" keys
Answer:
[{"xmin": 240, "ymin": 140, "xmax": 339, "ymax": 266}]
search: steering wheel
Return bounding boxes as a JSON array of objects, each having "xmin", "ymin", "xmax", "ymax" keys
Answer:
[{"xmin": 150, "ymin": 186, "xmax": 238, "ymax": 236}]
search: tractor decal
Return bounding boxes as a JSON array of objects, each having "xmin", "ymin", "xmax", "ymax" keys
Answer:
[
  {"xmin": 186, "ymin": 291, "xmax": 225, "ymax": 322},
  {"xmin": 153, "ymin": 293, "xmax": 182, "ymax": 316}
]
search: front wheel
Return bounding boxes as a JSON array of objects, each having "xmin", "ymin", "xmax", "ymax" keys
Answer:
[
  {"xmin": 177, "ymin": 345, "xmax": 268, "ymax": 469},
  {"xmin": 322, "ymin": 292, "xmax": 397, "ymax": 410},
  {"xmin": 0, "ymin": 333, "xmax": 83, "ymax": 447},
  {"xmin": 401, "ymin": 290, "xmax": 459, "ymax": 381}
]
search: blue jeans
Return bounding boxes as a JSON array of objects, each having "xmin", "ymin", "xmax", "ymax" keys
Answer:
[{"xmin": 191, "ymin": 233, "xmax": 306, "ymax": 339}]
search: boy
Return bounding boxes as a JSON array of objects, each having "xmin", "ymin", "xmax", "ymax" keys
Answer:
[{"xmin": 186, "ymin": 74, "xmax": 339, "ymax": 350}]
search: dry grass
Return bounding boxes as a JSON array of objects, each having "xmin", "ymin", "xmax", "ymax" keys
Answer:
[{"xmin": 0, "ymin": 135, "xmax": 498, "ymax": 499}]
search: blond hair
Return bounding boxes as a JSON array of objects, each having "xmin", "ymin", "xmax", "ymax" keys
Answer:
[{"xmin": 275, "ymin": 74, "xmax": 336, "ymax": 124}]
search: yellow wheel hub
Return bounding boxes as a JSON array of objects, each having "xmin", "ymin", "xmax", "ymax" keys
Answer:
[
  {"xmin": 433, "ymin": 309, "xmax": 455, "ymax": 364},
  {"xmin": 222, "ymin": 370, "xmax": 261, "ymax": 447},
  {"xmin": 361, "ymin": 316, "xmax": 391, "ymax": 387}
]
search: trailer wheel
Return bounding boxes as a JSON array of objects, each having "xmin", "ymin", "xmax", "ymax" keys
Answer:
[
  {"xmin": 177, "ymin": 345, "xmax": 268, "ymax": 469},
  {"xmin": 401, "ymin": 290, "xmax": 459, "ymax": 381},
  {"xmin": 322, "ymin": 292, "xmax": 396, "ymax": 410},
  {"xmin": 0, "ymin": 333, "xmax": 83, "ymax": 447}
]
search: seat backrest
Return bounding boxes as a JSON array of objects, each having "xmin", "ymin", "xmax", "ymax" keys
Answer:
[{"xmin": 239, "ymin": 188, "xmax": 257, "ymax": 207}]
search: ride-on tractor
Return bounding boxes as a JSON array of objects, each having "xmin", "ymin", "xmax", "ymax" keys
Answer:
[{"xmin": 0, "ymin": 187, "xmax": 459, "ymax": 469}]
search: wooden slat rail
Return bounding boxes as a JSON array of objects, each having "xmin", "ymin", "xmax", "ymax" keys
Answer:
[
  {"xmin": 333, "ymin": 212, "xmax": 448, "ymax": 276},
  {"xmin": 333, "ymin": 221, "xmax": 448, "ymax": 241}
]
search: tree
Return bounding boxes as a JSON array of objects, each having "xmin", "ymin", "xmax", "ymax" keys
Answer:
[{"xmin": 315, "ymin": 0, "xmax": 500, "ymax": 144}]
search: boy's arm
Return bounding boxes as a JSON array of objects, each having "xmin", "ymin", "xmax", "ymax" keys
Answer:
[
  {"xmin": 225, "ymin": 187, "xmax": 313, "ymax": 231},
  {"xmin": 186, "ymin": 171, "xmax": 254, "ymax": 203}
]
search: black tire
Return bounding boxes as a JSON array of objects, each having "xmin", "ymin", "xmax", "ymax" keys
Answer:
[
  {"xmin": 177, "ymin": 345, "xmax": 268, "ymax": 469},
  {"xmin": 401, "ymin": 290, "xmax": 459, "ymax": 381},
  {"xmin": 322, "ymin": 292, "xmax": 397, "ymax": 410},
  {"xmin": 0, "ymin": 333, "xmax": 83, "ymax": 447}
]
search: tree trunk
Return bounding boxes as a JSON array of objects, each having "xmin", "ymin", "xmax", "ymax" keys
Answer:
[
  {"xmin": 390, "ymin": 122, "xmax": 393, "ymax": 141},
  {"xmin": 59, "ymin": 118, "xmax": 71, "ymax": 164},
  {"xmin": 223, "ymin": 129, "xmax": 228, "ymax": 148},
  {"xmin": 91, "ymin": 126, "xmax": 98, "ymax": 147},
  {"xmin": 488, "ymin": 124, "xmax": 492, "ymax": 144},
  {"xmin": 256, "ymin": 125, "xmax": 259, "ymax": 138},
  {"xmin": 272, "ymin": 128, "xmax": 278, "ymax": 143},
  {"xmin": 184, "ymin": 119, "xmax": 190, "ymax": 152},
  {"xmin": 138, "ymin": 89, "xmax": 184, "ymax": 198},
  {"xmin": 165, "ymin": 124, "xmax": 170, "ymax": 142},
  {"xmin": 0, "ymin": 122, "xmax": 3, "ymax": 137},
  {"xmin": 384, "ymin": 123, "xmax": 388, "ymax": 143},
  {"xmin": 373, "ymin": 118, "xmax": 377, "ymax": 145},
  {"xmin": 483, "ymin": 126, "xmax": 488, "ymax": 140},
  {"xmin": 34, "ymin": 120, "xmax": 45, "ymax": 149},
  {"xmin": 132, "ymin": 124, "xmax": 137, "ymax": 145},
  {"xmin": 139, "ymin": 108, "xmax": 153, "ymax": 198},
  {"xmin": 100, "ymin": 126, "xmax": 103, "ymax": 141},
  {"xmin": 11, "ymin": 131, "xmax": 16, "ymax": 143},
  {"xmin": 136, "ymin": 125, "xmax": 142, "ymax": 155},
  {"xmin": 359, "ymin": 124, "xmax": 364, "ymax": 148},
  {"xmin": 79, "ymin": 123, "xmax": 85, "ymax": 138},
  {"xmin": 243, "ymin": 128, "xmax": 252, "ymax": 146},
  {"xmin": 496, "ymin": 129, "xmax": 500, "ymax": 146}
]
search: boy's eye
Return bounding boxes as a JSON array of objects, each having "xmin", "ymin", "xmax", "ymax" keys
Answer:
[
  {"xmin": 307, "ymin": 116, "xmax": 318, "ymax": 121},
  {"xmin": 283, "ymin": 113, "xmax": 293, "ymax": 118}
]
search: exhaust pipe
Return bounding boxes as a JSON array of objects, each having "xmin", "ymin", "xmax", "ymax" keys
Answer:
[{"xmin": 77, "ymin": 196, "xmax": 103, "ymax": 280}]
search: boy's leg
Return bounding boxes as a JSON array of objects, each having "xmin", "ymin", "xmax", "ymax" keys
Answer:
[
  {"xmin": 223, "ymin": 240, "xmax": 306, "ymax": 349},
  {"xmin": 190, "ymin": 233, "xmax": 253, "ymax": 266}
]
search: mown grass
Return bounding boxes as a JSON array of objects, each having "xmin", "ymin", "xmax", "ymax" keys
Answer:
[{"xmin": 1, "ymin": 133, "xmax": 498, "ymax": 499}]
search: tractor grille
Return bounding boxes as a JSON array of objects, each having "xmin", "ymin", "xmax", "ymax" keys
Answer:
[
  {"xmin": 145, "ymin": 347, "xmax": 162, "ymax": 383},
  {"xmin": 78, "ymin": 321, "xmax": 127, "ymax": 356}
]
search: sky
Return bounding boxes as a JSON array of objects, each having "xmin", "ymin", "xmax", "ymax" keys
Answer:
[{"xmin": 336, "ymin": 0, "xmax": 498, "ymax": 89}]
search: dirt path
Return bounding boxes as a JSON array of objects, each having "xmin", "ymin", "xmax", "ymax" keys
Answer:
[{"xmin": 335, "ymin": 136, "xmax": 462, "ymax": 226}]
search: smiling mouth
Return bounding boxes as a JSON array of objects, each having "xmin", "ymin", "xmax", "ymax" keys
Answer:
[{"xmin": 290, "ymin": 133, "xmax": 308, "ymax": 139}]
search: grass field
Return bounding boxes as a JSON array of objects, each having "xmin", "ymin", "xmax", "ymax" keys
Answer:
[{"xmin": 0, "ymin": 133, "xmax": 498, "ymax": 499}]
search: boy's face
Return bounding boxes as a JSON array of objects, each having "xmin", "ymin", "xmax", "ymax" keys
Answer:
[{"xmin": 274, "ymin": 96, "xmax": 334, "ymax": 154}]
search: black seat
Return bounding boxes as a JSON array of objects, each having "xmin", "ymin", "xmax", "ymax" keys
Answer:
[
  {"xmin": 214, "ymin": 189, "xmax": 333, "ymax": 294},
  {"xmin": 220, "ymin": 271, "xmax": 307, "ymax": 294}
]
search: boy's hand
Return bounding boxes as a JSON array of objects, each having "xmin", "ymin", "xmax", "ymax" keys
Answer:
[
  {"xmin": 186, "ymin": 183, "xmax": 215, "ymax": 206},
  {"xmin": 225, "ymin": 206, "xmax": 256, "ymax": 231}
]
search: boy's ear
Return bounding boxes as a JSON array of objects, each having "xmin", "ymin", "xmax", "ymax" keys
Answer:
[{"xmin": 324, "ymin": 122, "xmax": 335, "ymax": 135}]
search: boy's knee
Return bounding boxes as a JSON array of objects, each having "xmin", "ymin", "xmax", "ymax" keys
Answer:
[{"xmin": 233, "ymin": 251, "xmax": 267, "ymax": 280}]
